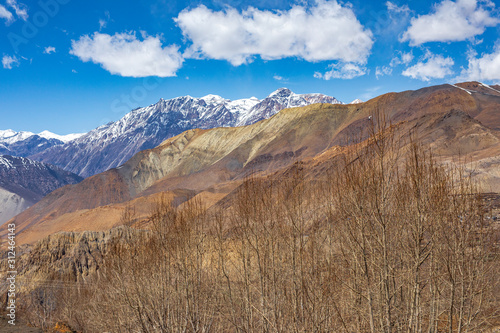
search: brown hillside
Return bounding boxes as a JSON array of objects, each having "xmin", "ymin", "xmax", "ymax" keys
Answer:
[{"xmin": 4, "ymin": 82, "xmax": 500, "ymax": 245}]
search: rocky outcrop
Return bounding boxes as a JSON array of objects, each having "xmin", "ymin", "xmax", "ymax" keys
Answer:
[{"xmin": 0, "ymin": 226, "xmax": 145, "ymax": 286}]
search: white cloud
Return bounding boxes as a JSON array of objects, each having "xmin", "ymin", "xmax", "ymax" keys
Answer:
[
  {"xmin": 402, "ymin": 52, "xmax": 454, "ymax": 81},
  {"xmin": 401, "ymin": 52, "xmax": 414, "ymax": 64},
  {"xmin": 377, "ymin": 51, "xmax": 413, "ymax": 80},
  {"xmin": 386, "ymin": 1, "xmax": 410, "ymax": 14},
  {"xmin": 459, "ymin": 47, "xmax": 500, "ymax": 81},
  {"xmin": 0, "ymin": 5, "xmax": 14, "ymax": 24},
  {"xmin": 402, "ymin": 0, "xmax": 499, "ymax": 46},
  {"xmin": 314, "ymin": 63, "xmax": 367, "ymax": 80},
  {"xmin": 70, "ymin": 32, "xmax": 184, "ymax": 77},
  {"xmin": 99, "ymin": 19, "xmax": 107, "ymax": 30},
  {"xmin": 175, "ymin": 0, "xmax": 373, "ymax": 66},
  {"xmin": 6, "ymin": 0, "xmax": 27, "ymax": 21},
  {"xmin": 390, "ymin": 51, "xmax": 414, "ymax": 67},
  {"xmin": 43, "ymin": 46, "xmax": 56, "ymax": 54},
  {"xmin": 99, "ymin": 11, "xmax": 110, "ymax": 30},
  {"xmin": 2, "ymin": 55, "xmax": 19, "ymax": 69},
  {"xmin": 375, "ymin": 66, "xmax": 392, "ymax": 79}
]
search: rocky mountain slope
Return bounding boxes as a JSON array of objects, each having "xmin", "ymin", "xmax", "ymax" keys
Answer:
[
  {"xmin": 31, "ymin": 88, "xmax": 340, "ymax": 177},
  {"xmin": 0, "ymin": 155, "xmax": 83, "ymax": 224},
  {"xmin": 0, "ymin": 129, "xmax": 82, "ymax": 157},
  {"xmin": 5, "ymin": 82, "xmax": 500, "ymax": 245}
]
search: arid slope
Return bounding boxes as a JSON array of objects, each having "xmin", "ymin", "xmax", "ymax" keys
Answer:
[{"xmin": 4, "ymin": 82, "xmax": 500, "ymax": 245}]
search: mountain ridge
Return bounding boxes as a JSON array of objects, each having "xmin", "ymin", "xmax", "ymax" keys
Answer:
[
  {"xmin": 0, "ymin": 155, "xmax": 83, "ymax": 224},
  {"xmin": 0, "ymin": 129, "xmax": 84, "ymax": 158},
  {"xmin": 31, "ymin": 88, "xmax": 340, "ymax": 177},
  {"xmin": 6, "ymin": 82, "xmax": 500, "ymax": 245}
]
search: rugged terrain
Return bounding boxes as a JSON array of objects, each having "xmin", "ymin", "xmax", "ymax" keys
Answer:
[
  {"xmin": 0, "ymin": 155, "xmax": 83, "ymax": 224},
  {"xmin": 0, "ymin": 130, "xmax": 82, "ymax": 157},
  {"xmin": 4, "ymin": 82, "xmax": 500, "ymax": 245},
  {"xmin": 1, "ymin": 81, "xmax": 500, "ymax": 332},
  {"xmin": 31, "ymin": 88, "xmax": 340, "ymax": 177}
]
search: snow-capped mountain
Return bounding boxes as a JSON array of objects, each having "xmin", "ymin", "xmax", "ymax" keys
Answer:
[
  {"xmin": 0, "ymin": 155, "xmax": 83, "ymax": 224},
  {"xmin": 37, "ymin": 130, "xmax": 85, "ymax": 143},
  {"xmin": 237, "ymin": 88, "xmax": 342, "ymax": 126},
  {"xmin": 350, "ymin": 99, "xmax": 363, "ymax": 104},
  {"xmin": 32, "ymin": 88, "xmax": 341, "ymax": 177},
  {"xmin": 0, "ymin": 129, "xmax": 84, "ymax": 157}
]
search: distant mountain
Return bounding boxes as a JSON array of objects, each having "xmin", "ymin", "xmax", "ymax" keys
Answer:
[
  {"xmin": 0, "ymin": 129, "xmax": 83, "ymax": 157},
  {"xmin": 0, "ymin": 155, "xmax": 83, "ymax": 224},
  {"xmin": 9, "ymin": 82, "xmax": 500, "ymax": 245},
  {"xmin": 32, "ymin": 88, "xmax": 341, "ymax": 177}
]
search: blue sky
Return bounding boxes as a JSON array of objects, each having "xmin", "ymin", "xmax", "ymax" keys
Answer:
[{"xmin": 1, "ymin": 0, "xmax": 500, "ymax": 134}]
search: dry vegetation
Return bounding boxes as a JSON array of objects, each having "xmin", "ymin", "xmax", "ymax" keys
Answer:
[{"xmin": 20, "ymin": 118, "xmax": 500, "ymax": 333}]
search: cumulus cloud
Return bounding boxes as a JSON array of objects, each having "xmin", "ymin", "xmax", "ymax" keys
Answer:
[
  {"xmin": 402, "ymin": 0, "xmax": 499, "ymax": 45},
  {"xmin": 6, "ymin": 0, "xmax": 27, "ymax": 20},
  {"xmin": 70, "ymin": 32, "xmax": 184, "ymax": 77},
  {"xmin": 402, "ymin": 52, "xmax": 454, "ymax": 81},
  {"xmin": 0, "ymin": 5, "xmax": 14, "ymax": 24},
  {"xmin": 175, "ymin": 0, "xmax": 373, "ymax": 66},
  {"xmin": 43, "ymin": 46, "xmax": 56, "ymax": 54},
  {"xmin": 314, "ymin": 63, "xmax": 367, "ymax": 80},
  {"xmin": 2, "ymin": 55, "xmax": 19, "ymax": 69},
  {"xmin": 459, "ymin": 47, "xmax": 500, "ymax": 81}
]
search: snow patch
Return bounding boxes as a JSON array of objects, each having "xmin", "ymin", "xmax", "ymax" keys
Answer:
[
  {"xmin": 0, "ymin": 130, "xmax": 35, "ymax": 145},
  {"xmin": 0, "ymin": 156, "xmax": 14, "ymax": 169},
  {"xmin": 451, "ymin": 84, "xmax": 472, "ymax": 95},
  {"xmin": 479, "ymin": 82, "xmax": 500, "ymax": 95},
  {"xmin": 269, "ymin": 88, "xmax": 292, "ymax": 97},
  {"xmin": 0, "ymin": 129, "xmax": 84, "ymax": 146},
  {"xmin": 201, "ymin": 94, "xmax": 225, "ymax": 103},
  {"xmin": 38, "ymin": 130, "xmax": 85, "ymax": 143}
]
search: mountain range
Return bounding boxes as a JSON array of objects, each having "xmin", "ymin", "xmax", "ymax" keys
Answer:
[
  {"xmin": 0, "ymin": 129, "xmax": 83, "ymax": 157},
  {"xmin": 0, "ymin": 88, "xmax": 339, "ymax": 224},
  {"xmin": 4, "ymin": 81, "xmax": 500, "ymax": 245},
  {"xmin": 30, "ymin": 88, "xmax": 340, "ymax": 177}
]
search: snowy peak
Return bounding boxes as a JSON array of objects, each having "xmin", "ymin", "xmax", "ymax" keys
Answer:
[
  {"xmin": 38, "ymin": 130, "xmax": 84, "ymax": 143},
  {"xmin": 0, "ymin": 129, "xmax": 85, "ymax": 159},
  {"xmin": 350, "ymin": 99, "xmax": 363, "ymax": 104},
  {"xmin": 227, "ymin": 97, "xmax": 260, "ymax": 112},
  {"xmin": 201, "ymin": 94, "xmax": 226, "ymax": 103},
  {"xmin": 0, "ymin": 130, "xmax": 35, "ymax": 145},
  {"xmin": 269, "ymin": 88, "xmax": 293, "ymax": 98},
  {"xmin": 0, "ymin": 129, "xmax": 18, "ymax": 139},
  {"xmin": 0, "ymin": 129, "xmax": 83, "ymax": 145},
  {"xmin": 34, "ymin": 88, "xmax": 342, "ymax": 177},
  {"xmin": 236, "ymin": 88, "xmax": 342, "ymax": 126}
]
